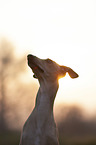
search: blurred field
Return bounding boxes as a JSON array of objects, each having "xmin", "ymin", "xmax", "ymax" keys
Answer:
[
  {"xmin": 59, "ymin": 136, "xmax": 96, "ymax": 145},
  {"xmin": 0, "ymin": 130, "xmax": 96, "ymax": 145},
  {"xmin": 0, "ymin": 131, "xmax": 20, "ymax": 145}
]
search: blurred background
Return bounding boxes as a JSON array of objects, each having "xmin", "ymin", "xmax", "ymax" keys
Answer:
[{"xmin": 0, "ymin": 0, "xmax": 96, "ymax": 145}]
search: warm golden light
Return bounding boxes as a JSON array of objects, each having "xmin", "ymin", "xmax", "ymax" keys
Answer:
[
  {"xmin": 1, "ymin": 2, "xmax": 96, "ymax": 145},
  {"xmin": 0, "ymin": 0, "xmax": 96, "ymax": 120}
]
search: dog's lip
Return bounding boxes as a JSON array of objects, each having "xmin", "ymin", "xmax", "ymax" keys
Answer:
[
  {"xmin": 28, "ymin": 59, "xmax": 44, "ymax": 73},
  {"xmin": 33, "ymin": 65, "xmax": 44, "ymax": 73},
  {"xmin": 32, "ymin": 65, "xmax": 44, "ymax": 79}
]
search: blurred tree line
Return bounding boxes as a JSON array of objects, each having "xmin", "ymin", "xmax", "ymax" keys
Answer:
[
  {"xmin": 0, "ymin": 38, "xmax": 38, "ymax": 132},
  {"xmin": 57, "ymin": 106, "xmax": 96, "ymax": 145}
]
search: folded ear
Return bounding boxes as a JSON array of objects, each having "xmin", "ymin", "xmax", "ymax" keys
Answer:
[
  {"xmin": 67, "ymin": 67, "xmax": 79, "ymax": 78},
  {"xmin": 60, "ymin": 66, "xmax": 79, "ymax": 79}
]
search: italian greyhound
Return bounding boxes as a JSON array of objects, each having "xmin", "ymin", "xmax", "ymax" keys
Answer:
[{"xmin": 19, "ymin": 54, "xmax": 79, "ymax": 145}]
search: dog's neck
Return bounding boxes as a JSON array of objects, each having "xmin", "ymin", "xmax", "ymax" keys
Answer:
[
  {"xmin": 35, "ymin": 79, "xmax": 59, "ymax": 110},
  {"xmin": 33, "ymin": 79, "xmax": 59, "ymax": 136}
]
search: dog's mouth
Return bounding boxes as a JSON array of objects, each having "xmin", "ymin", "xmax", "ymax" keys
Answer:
[
  {"xmin": 32, "ymin": 65, "xmax": 44, "ymax": 78},
  {"xmin": 27, "ymin": 55, "xmax": 44, "ymax": 78}
]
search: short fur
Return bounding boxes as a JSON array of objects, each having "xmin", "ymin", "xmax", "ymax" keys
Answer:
[{"xmin": 19, "ymin": 54, "xmax": 78, "ymax": 145}]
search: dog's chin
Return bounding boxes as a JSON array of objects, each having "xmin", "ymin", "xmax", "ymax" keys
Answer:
[{"xmin": 33, "ymin": 74, "xmax": 37, "ymax": 79}]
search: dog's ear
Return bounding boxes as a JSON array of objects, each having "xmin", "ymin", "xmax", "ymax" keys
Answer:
[{"xmin": 60, "ymin": 66, "xmax": 79, "ymax": 79}]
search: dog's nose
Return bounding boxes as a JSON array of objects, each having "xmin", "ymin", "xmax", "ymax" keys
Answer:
[
  {"xmin": 27, "ymin": 54, "xmax": 36, "ymax": 59},
  {"xmin": 27, "ymin": 54, "xmax": 32, "ymax": 59},
  {"xmin": 27, "ymin": 55, "xmax": 37, "ymax": 62}
]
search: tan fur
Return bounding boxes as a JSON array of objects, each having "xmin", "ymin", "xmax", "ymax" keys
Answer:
[{"xmin": 19, "ymin": 55, "xmax": 78, "ymax": 145}]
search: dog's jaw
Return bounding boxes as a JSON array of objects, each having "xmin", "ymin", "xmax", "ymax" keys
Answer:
[{"xmin": 27, "ymin": 55, "xmax": 44, "ymax": 79}]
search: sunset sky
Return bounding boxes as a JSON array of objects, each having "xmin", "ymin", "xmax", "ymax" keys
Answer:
[{"xmin": 0, "ymin": 0, "xmax": 96, "ymax": 116}]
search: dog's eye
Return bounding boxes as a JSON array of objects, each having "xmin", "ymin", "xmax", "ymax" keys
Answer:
[{"xmin": 46, "ymin": 59, "xmax": 52, "ymax": 64}]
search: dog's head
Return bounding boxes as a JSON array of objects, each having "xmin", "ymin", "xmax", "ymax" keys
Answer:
[{"xmin": 27, "ymin": 54, "xmax": 79, "ymax": 81}]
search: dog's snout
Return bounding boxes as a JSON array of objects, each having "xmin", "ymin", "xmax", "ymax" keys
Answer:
[
  {"xmin": 27, "ymin": 54, "xmax": 32, "ymax": 59},
  {"xmin": 27, "ymin": 54, "xmax": 37, "ymax": 60},
  {"xmin": 27, "ymin": 55, "xmax": 33, "ymax": 66},
  {"xmin": 27, "ymin": 54, "xmax": 37, "ymax": 67}
]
